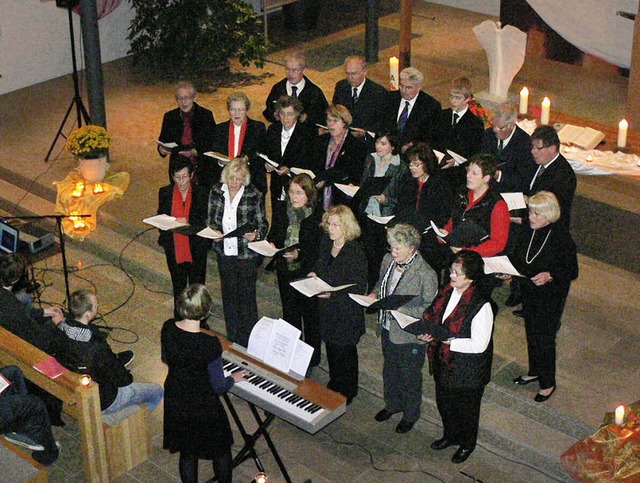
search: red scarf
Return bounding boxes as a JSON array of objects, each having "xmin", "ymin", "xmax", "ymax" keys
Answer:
[
  {"xmin": 416, "ymin": 179, "xmax": 425, "ymax": 212},
  {"xmin": 425, "ymin": 284, "xmax": 476, "ymax": 372},
  {"xmin": 228, "ymin": 119, "xmax": 248, "ymax": 159},
  {"xmin": 171, "ymin": 184, "xmax": 192, "ymax": 264}
]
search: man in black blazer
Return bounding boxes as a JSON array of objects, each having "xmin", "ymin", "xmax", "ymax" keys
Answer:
[
  {"xmin": 332, "ymin": 56, "xmax": 387, "ymax": 137},
  {"xmin": 528, "ymin": 126, "xmax": 576, "ymax": 229},
  {"xmin": 157, "ymin": 81, "xmax": 216, "ymax": 184},
  {"xmin": 263, "ymin": 51, "xmax": 329, "ymax": 127},
  {"xmin": 382, "ymin": 67, "xmax": 441, "ymax": 151},
  {"xmin": 482, "ymin": 104, "xmax": 536, "ymax": 193}
]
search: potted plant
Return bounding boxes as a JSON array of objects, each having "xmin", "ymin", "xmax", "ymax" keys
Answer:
[{"xmin": 65, "ymin": 125, "xmax": 112, "ymax": 182}]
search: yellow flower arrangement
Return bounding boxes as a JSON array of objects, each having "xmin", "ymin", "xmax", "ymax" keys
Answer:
[{"xmin": 65, "ymin": 125, "xmax": 112, "ymax": 159}]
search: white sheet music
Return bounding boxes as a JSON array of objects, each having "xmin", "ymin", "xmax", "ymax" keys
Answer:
[
  {"xmin": 290, "ymin": 277, "xmax": 355, "ymax": 298},
  {"xmin": 447, "ymin": 150, "xmax": 467, "ymax": 166},
  {"xmin": 367, "ymin": 214, "xmax": 394, "ymax": 225},
  {"xmin": 348, "ymin": 293, "xmax": 375, "ymax": 307},
  {"xmin": 142, "ymin": 214, "xmax": 188, "ymax": 231},
  {"xmin": 247, "ymin": 317, "xmax": 312, "ymax": 375},
  {"xmin": 483, "ymin": 255, "xmax": 523, "ymax": 276},
  {"xmin": 500, "ymin": 192, "xmax": 527, "ymax": 210},
  {"xmin": 289, "ymin": 339, "xmax": 313, "ymax": 376},
  {"xmin": 156, "ymin": 140, "xmax": 178, "ymax": 149},
  {"xmin": 248, "ymin": 240, "xmax": 279, "ymax": 257},
  {"xmin": 390, "ymin": 310, "xmax": 420, "ymax": 329},
  {"xmin": 0, "ymin": 374, "xmax": 11, "ymax": 395},
  {"xmin": 197, "ymin": 227, "xmax": 224, "ymax": 239},
  {"xmin": 290, "ymin": 167, "xmax": 316, "ymax": 179},
  {"xmin": 334, "ymin": 183, "xmax": 359, "ymax": 197}
]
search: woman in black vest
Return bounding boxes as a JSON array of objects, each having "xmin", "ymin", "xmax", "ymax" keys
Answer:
[{"xmin": 417, "ymin": 250, "xmax": 494, "ymax": 464}]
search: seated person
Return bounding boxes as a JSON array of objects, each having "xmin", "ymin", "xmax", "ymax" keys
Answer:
[
  {"xmin": 56, "ymin": 290, "xmax": 163, "ymax": 415},
  {"xmin": 0, "ymin": 253, "xmax": 66, "ymax": 355},
  {"xmin": 0, "ymin": 365, "xmax": 59, "ymax": 466}
]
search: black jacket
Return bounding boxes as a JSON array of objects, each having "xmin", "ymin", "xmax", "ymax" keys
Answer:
[
  {"xmin": 332, "ymin": 78, "xmax": 387, "ymax": 134},
  {"xmin": 263, "ymin": 76, "xmax": 329, "ymax": 127}
]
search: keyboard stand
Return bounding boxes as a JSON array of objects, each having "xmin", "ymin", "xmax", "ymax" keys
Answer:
[{"xmin": 206, "ymin": 394, "xmax": 293, "ymax": 483}]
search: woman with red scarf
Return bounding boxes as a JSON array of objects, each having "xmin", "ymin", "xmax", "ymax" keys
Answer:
[
  {"xmin": 157, "ymin": 154, "xmax": 211, "ymax": 318},
  {"xmin": 417, "ymin": 250, "xmax": 493, "ymax": 464}
]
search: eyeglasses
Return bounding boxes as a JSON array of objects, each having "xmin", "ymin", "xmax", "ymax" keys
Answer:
[
  {"xmin": 449, "ymin": 270, "xmax": 464, "ymax": 277},
  {"xmin": 173, "ymin": 174, "xmax": 191, "ymax": 181},
  {"xmin": 492, "ymin": 123, "xmax": 514, "ymax": 132},
  {"xmin": 409, "ymin": 161, "xmax": 423, "ymax": 167},
  {"xmin": 285, "ymin": 67, "xmax": 303, "ymax": 73},
  {"xmin": 176, "ymin": 96, "xmax": 194, "ymax": 102},
  {"xmin": 345, "ymin": 70, "xmax": 364, "ymax": 77},
  {"xmin": 229, "ymin": 108, "xmax": 246, "ymax": 114},
  {"xmin": 531, "ymin": 144, "xmax": 548, "ymax": 151},
  {"xmin": 280, "ymin": 111, "xmax": 297, "ymax": 118}
]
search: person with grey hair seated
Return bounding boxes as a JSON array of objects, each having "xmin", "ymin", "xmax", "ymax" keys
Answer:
[
  {"xmin": 208, "ymin": 158, "xmax": 268, "ymax": 347},
  {"xmin": 366, "ymin": 224, "xmax": 438, "ymax": 433}
]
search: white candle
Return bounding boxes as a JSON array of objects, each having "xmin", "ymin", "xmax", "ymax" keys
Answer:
[
  {"xmin": 617, "ymin": 119, "xmax": 628, "ymax": 148},
  {"xmin": 540, "ymin": 97, "xmax": 550, "ymax": 125},
  {"xmin": 389, "ymin": 56, "xmax": 399, "ymax": 90},
  {"xmin": 519, "ymin": 87, "xmax": 529, "ymax": 115},
  {"xmin": 615, "ymin": 405, "xmax": 625, "ymax": 425}
]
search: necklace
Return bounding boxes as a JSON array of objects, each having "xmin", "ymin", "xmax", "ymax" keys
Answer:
[{"xmin": 526, "ymin": 229, "xmax": 552, "ymax": 264}]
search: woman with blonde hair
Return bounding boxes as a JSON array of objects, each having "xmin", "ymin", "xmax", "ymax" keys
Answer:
[
  {"xmin": 208, "ymin": 158, "xmax": 268, "ymax": 347},
  {"xmin": 309, "ymin": 205, "xmax": 367, "ymax": 403},
  {"xmin": 314, "ymin": 104, "xmax": 367, "ymax": 209}
]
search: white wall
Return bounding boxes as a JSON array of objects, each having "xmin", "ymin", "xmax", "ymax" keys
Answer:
[
  {"xmin": 0, "ymin": 0, "xmax": 134, "ymax": 95},
  {"xmin": 422, "ymin": 0, "xmax": 500, "ymax": 16}
]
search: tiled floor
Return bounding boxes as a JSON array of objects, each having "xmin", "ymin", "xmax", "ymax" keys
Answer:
[{"xmin": 1, "ymin": 2, "xmax": 639, "ymax": 482}]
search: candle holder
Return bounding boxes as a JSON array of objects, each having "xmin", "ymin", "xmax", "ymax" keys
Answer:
[
  {"xmin": 80, "ymin": 375, "xmax": 92, "ymax": 386},
  {"xmin": 614, "ymin": 405, "xmax": 626, "ymax": 425},
  {"xmin": 254, "ymin": 472, "xmax": 268, "ymax": 483}
]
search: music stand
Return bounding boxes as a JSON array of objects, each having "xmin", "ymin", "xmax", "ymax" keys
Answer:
[
  {"xmin": 45, "ymin": 0, "xmax": 91, "ymax": 163},
  {"xmin": 2, "ymin": 214, "xmax": 91, "ymax": 308}
]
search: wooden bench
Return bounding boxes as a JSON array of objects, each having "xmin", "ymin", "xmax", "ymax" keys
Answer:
[
  {"xmin": 0, "ymin": 326, "xmax": 150, "ymax": 481},
  {"xmin": 0, "ymin": 439, "xmax": 48, "ymax": 482}
]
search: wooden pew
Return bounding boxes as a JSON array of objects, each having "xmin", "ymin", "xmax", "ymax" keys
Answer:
[
  {"xmin": 0, "ymin": 439, "xmax": 48, "ymax": 482},
  {"xmin": 0, "ymin": 326, "xmax": 109, "ymax": 481}
]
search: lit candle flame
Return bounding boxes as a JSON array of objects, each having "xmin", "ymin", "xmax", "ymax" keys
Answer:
[
  {"xmin": 80, "ymin": 375, "xmax": 92, "ymax": 386},
  {"xmin": 72, "ymin": 181, "xmax": 85, "ymax": 197},
  {"xmin": 93, "ymin": 183, "xmax": 104, "ymax": 194},
  {"xmin": 586, "ymin": 154, "xmax": 593, "ymax": 162}
]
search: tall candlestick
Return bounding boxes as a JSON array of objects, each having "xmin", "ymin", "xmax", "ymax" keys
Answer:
[
  {"xmin": 617, "ymin": 119, "xmax": 628, "ymax": 148},
  {"xmin": 519, "ymin": 87, "xmax": 529, "ymax": 115},
  {"xmin": 540, "ymin": 97, "xmax": 551, "ymax": 125},
  {"xmin": 389, "ymin": 56, "xmax": 399, "ymax": 90},
  {"xmin": 615, "ymin": 405, "xmax": 625, "ymax": 425}
]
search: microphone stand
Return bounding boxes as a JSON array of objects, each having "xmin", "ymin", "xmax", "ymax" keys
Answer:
[{"xmin": 2, "ymin": 214, "xmax": 91, "ymax": 308}]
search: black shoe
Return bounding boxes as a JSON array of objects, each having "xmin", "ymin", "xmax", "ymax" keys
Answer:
[
  {"xmin": 451, "ymin": 447, "xmax": 473, "ymax": 464},
  {"xmin": 374, "ymin": 409, "xmax": 395, "ymax": 422},
  {"xmin": 430, "ymin": 437, "xmax": 455, "ymax": 450},
  {"xmin": 513, "ymin": 309, "xmax": 524, "ymax": 318},
  {"xmin": 534, "ymin": 386, "xmax": 556, "ymax": 402},
  {"xmin": 505, "ymin": 294, "xmax": 521, "ymax": 307},
  {"xmin": 513, "ymin": 375, "xmax": 539, "ymax": 385},
  {"xmin": 395, "ymin": 420, "xmax": 415, "ymax": 434},
  {"xmin": 117, "ymin": 350, "xmax": 134, "ymax": 367},
  {"xmin": 32, "ymin": 445, "xmax": 60, "ymax": 467}
]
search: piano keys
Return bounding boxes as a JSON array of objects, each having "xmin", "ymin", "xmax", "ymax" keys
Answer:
[{"xmin": 217, "ymin": 337, "xmax": 346, "ymax": 435}]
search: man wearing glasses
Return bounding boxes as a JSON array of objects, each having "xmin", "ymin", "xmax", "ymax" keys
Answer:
[
  {"xmin": 262, "ymin": 51, "xmax": 328, "ymax": 127},
  {"xmin": 481, "ymin": 103, "xmax": 536, "ymax": 193},
  {"xmin": 157, "ymin": 81, "xmax": 216, "ymax": 185},
  {"xmin": 332, "ymin": 56, "xmax": 387, "ymax": 139}
]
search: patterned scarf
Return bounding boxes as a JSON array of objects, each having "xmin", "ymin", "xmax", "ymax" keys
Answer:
[
  {"xmin": 425, "ymin": 283, "xmax": 476, "ymax": 372},
  {"xmin": 377, "ymin": 250, "xmax": 418, "ymax": 328},
  {"xmin": 284, "ymin": 203, "xmax": 312, "ymax": 271}
]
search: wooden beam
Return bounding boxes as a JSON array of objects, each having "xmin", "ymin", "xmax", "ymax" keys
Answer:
[
  {"xmin": 399, "ymin": 0, "xmax": 413, "ymax": 69},
  {"xmin": 626, "ymin": 4, "xmax": 640, "ymax": 129}
]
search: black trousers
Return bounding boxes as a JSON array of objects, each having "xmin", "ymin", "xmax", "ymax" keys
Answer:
[
  {"xmin": 276, "ymin": 270, "xmax": 321, "ymax": 366},
  {"xmin": 435, "ymin": 382, "xmax": 485, "ymax": 450},
  {"xmin": 325, "ymin": 343, "xmax": 359, "ymax": 403},
  {"xmin": 165, "ymin": 250, "xmax": 207, "ymax": 317},
  {"xmin": 216, "ymin": 254, "xmax": 259, "ymax": 348},
  {"xmin": 0, "ymin": 366, "xmax": 58, "ymax": 460},
  {"xmin": 381, "ymin": 329, "xmax": 426, "ymax": 422}
]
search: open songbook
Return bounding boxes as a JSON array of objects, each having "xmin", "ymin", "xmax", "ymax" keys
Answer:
[
  {"xmin": 348, "ymin": 293, "xmax": 417, "ymax": 310},
  {"xmin": 367, "ymin": 214, "xmax": 394, "ymax": 225},
  {"xmin": 290, "ymin": 167, "xmax": 316, "ymax": 179},
  {"xmin": 246, "ymin": 317, "xmax": 314, "ymax": 377},
  {"xmin": 197, "ymin": 223, "xmax": 254, "ymax": 240},
  {"xmin": 248, "ymin": 240, "xmax": 299, "ymax": 257},
  {"xmin": 482, "ymin": 255, "xmax": 523, "ymax": 277},
  {"xmin": 290, "ymin": 276, "xmax": 355, "ymax": 298},
  {"xmin": 156, "ymin": 140, "xmax": 178, "ymax": 150},
  {"xmin": 500, "ymin": 192, "xmax": 527, "ymax": 211},
  {"xmin": 557, "ymin": 124, "xmax": 605, "ymax": 150},
  {"xmin": 334, "ymin": 183, "xmax": 359, "ymax": 198},
  {"xmin": 204, "ymin": 151, "xmax": 231, "ymax": 164},
  {"xmin": 0, "ymin": 374, "xmax": 11, "ymax": 395},
  {"xmin": 143, "ymin": 214, "xmax": 188, "ymax": 231},
  {"xmin": 430, "ymin": 219, "xmax": 489, "ymax": 247}
]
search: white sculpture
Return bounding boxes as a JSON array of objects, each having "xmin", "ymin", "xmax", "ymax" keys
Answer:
[{"xmin": 473, "ymin": 20, "xmax": 527, "ymax": 102}]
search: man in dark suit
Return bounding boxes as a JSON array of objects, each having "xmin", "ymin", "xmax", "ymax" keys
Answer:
[
  {"xmin": 157, "ymin": 81, "xmax": 216, "ymax": 184},
  {"xmin": 211, "ymin": 92, "xmax": 267, "ymax": 194},
  {"xmin": 383, "ymin": 67, "xmax": 441, "ymax": 152},
  {"xmin": 332, "ymin": 56, "xmax": 387, "ymax": 138},
  {"xmin": 482, "ymin": 104, "xmax": 537, "ymax": 193},
  {"xmin": 263, "ymin": 51, "xmax": 329, "ymax": 127},
  {"xmin": 528, "ymin": 125, "xmax": 576, "ymax": 229},
  {"xmin": 434, "ymin": 77, "xmax": 485, "ymax": 191}
]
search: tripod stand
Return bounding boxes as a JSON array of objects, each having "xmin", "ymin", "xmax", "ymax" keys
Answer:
[{"xmin": 45, "ymin": 2, "xmax": 91, "ymax": 163}]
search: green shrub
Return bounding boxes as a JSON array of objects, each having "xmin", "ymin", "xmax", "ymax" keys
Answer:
[{"xmin": 128, "ymin": 0, "xmax": 267, "ymax": 83}]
